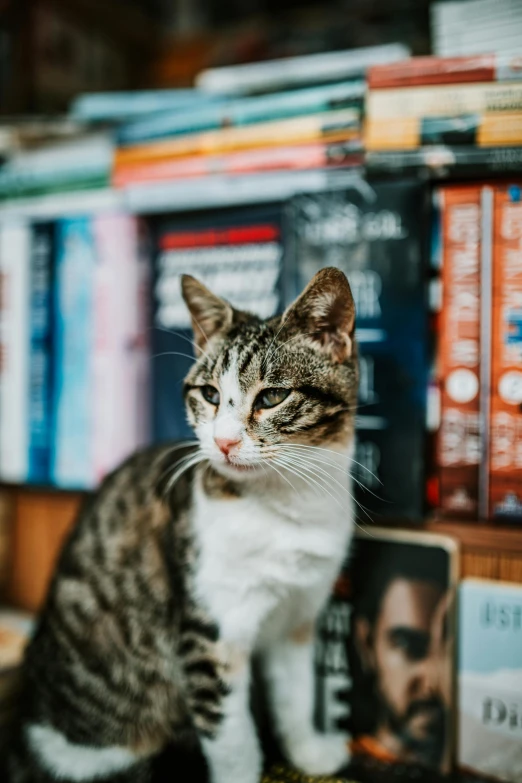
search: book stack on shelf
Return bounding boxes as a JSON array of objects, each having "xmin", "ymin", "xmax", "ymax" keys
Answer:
[
  {"xmin": 364, "ymin": 52, "xmax": 522, "ymax": 178},
  {"xmin": 431, "ymin": 182, "xmax": 522, "ymax": 525},
  {"xmin": 112, "ymin": 43, "xmax": 410, "ymax": 209}
]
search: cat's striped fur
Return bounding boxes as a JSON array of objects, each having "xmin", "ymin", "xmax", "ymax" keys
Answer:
[{"xmin": 6, "ymin": 268, "xmax": 358, "ymax": 783}]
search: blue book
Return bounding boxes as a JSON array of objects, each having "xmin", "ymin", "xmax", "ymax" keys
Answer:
[
  {"xmin": 459, "ymin": 579, "xmax": 522, "ymax": 782},
  {"xmin": 117, "ymin": 81, "xmax": 363, "ymax": 146},
  {"xmin": 69, "ymin": 89, "xmax": 225, "ymax": 123},
  {"xmin": 51, "ymin": 218, "xmax": 96, "ymax": 488},
  {"xmin": 27, "ymin": 223, "xmax": 55, "ymax": 484},
  {"xmin": 151, "ymin": 204, "xmax": 284, "ymax": 444},
  {"xmin": 285, "ymin": 180, "xmax": 429, "ymax": 519}
]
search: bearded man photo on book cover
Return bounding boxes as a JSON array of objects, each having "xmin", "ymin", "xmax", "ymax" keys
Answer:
[{"xmin": 348, "ymin": 539, "xmax": 453, "ymax": 772}]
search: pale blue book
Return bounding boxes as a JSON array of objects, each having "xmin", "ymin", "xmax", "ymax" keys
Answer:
[
  {"xmin": 70, "ymin": 89, "xmax": 224, "ymax": 123},
  {"xmin": 459, "ymin": 578, "xmax": 522, "ymax": 782},
  {"xmin": 51, "ymin": 217, "xmax": 96, "ymax": 488}
]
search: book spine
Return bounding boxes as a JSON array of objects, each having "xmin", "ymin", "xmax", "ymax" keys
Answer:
[
  {"xmin": 92, "ymin": 214, "xmax": 151, "ymax": 482},
  {"xmin": 479, "ymin": 188, "xmax": 494, "ymax": 521},
  {"xmin": 27, "ymin": 222, "xmax": 55, "ymax": 484},
  {"xmin": 92, "ymin": 214, "xmax": 116, "ymax": 485},
  {"xmin": 367, "ymin": 54, "xmax": 503, "ymax": 89},
  {"xmin": 113, "ymin": 141, "xmax": 362, "ymax": 187},
  {"xmin": 114, "ymin": 110, "xmax": 360, "ymax": 167},
  {"xmin": 437, "ymin": 187, "xmax": 482, "ymax": 519},
  {"xmin": 196, "ymin": 42, "xmax": 409, "ymax": 95},
  {"xmin": 365, "ymin": 146, "xmax": 522, "ymax": 178},
  {"xmin": 365, "ymin": 113, "xmax": 522, "ymax": 151},
  {"xmin": 131, "ymin": 219, "xmax": 151, "ymax": 452},
  {"xmin": 367, "ymin": 81, "xmax": 522, "ymax": 119},
  {"xmin": 52, "ymin": 218, "xmax": 96, "ymax": 489},
  {"xmin": 488, "ymin": 184, "xmax": 522, "ymax": 522},
  {"xmin": 0, "ymin": 220, "xmax": 30, "ymax": 483}
]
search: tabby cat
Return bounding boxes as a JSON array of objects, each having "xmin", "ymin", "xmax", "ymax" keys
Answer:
[{"xmin": 6, "ymin": 266, "xmax": 358, "ymax": 783}]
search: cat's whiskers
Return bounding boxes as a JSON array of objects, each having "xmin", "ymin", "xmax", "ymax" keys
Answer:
[
  {"xmin": 266, "ymin": 442, "xmax": 382, "ymax": 486},
  {"xmin": 153, "ymin": 350, "xmax": 204, "ymax": 363},
  {"xmin": 273, "ymin": 454, "xmax": 346, "ymax": 507},
  {"xmin": 273, "ymin": 454, "xmax": 372, "ymax": 528},
  {"xmin": 152, "ymin": 326, "xmax": 216, "ymax": 366},
  {"xmin": 274, "ymin": 450, "xmax": 349, "ymax": 494},
  {"xmin": 156, "ymin": 441, "xmax": 200, "ymax": 485},
  {"xmin": 163, "ymin": 450, "xmax": 207, "ymax": 494},
  {"xmin": 276, "ymin": 451, "xmax": 381, "ymax": 518},
  {"xmin": 261, "ymin": 316, "xmax": 289, "ymax": 372},
  {"xmin": 265, "ymin": 460, "xmax": 301, "ymax": 495},
  {"xmin": 272, "ymin": 445, "xmax": 386, "ymax": 504}
]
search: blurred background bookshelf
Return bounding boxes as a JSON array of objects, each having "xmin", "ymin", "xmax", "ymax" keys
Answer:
[{"xmin": 1, "ymin": 0, "xmax": 522, "ymax": 780}]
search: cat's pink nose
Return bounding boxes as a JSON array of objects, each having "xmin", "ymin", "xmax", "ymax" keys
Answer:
[{"xmin": 214, "ymin": 436, "xmax": 241, "ymax": 456}]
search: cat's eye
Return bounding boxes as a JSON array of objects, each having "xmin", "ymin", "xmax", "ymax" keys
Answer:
[
  {"xmin": 254, "ymin": 388, "xmax": 291, "ymax": 410},
  {"xmin": 201, "ymin": 385, "xmax": 220, "ymax": 405}
]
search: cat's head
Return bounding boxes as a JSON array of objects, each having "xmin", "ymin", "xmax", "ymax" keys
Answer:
[{"xmin": 182, "ymin": 267, "xmax": 358, "ymax": 481}]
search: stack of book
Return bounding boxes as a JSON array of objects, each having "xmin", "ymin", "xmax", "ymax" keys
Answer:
[
  {"xmin": 0, "ymin": 132, "xmax": 113, "ymax": 202},
  {"xmin": 432, "ymin": 182, "xmax": 522, "ymax": 523},
  {"xmin": 112, "ymin": 44, "xmax": 410, "ymax": 195},
  {"xmin": 364, "ymin": 53, "xmax": 522, "ymax": 177}
]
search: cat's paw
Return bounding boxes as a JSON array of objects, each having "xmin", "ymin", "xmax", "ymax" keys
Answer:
[{"xmin": 287, "ymin": 732, "xmax": 351, "ymax": 777}]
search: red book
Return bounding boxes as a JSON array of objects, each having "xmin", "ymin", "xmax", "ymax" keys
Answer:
[
  {"xmin": 488, "ymin": 184, "xmax": 522, "ymax": 522},
  {"xmin": 367, "ymin": 53, "xmax": 522, "ymax": 89},
  {"xmin": 437, "ymin": 186, "xmax": 482, "ymax": 519}
]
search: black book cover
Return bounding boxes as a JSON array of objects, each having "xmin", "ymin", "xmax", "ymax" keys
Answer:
[
  {"xmin": 365, "ymin": 146, "xmax": 522, "ymax": 180},
  {"xmin": 150, "ymin": 203, "xmax": 284, "ymax": 443},
  {"xmin": 314, "ymin": 528, "xmax": 458, "ymax": 776},
  {"xmin": 284, "ymin": 180, "xmax": 429, "ymax": 519}
]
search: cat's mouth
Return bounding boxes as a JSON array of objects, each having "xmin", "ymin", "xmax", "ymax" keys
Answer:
[
  {"xmin": 215, "ymin": 457, "xmax": 260, "ymax": 476},
  {"xmin": 224, "ymin": 460, "xmax": 256, "ymax": 472}
]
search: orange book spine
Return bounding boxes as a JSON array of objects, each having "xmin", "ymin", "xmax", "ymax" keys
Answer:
[
  {"xmin": 489, "ymin": 184, "xmax": 522, "ymax": 522},
  {"xmin": 115, "ymin": 111, "xmax": 359, "ymax": 167},
  {"xmin": 437, "ymin": 186, "xmax": 482, "ymax": 518}
]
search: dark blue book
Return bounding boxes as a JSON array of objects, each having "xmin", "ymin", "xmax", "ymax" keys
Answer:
[
  {"xmin": 27, "ymin": 222, "xmax": 55, "ymax": 484},
  {"xmin": 284, "ymin": 180, "xmax": 429, "ymax": 519},
  {"xmin": 151, "ymin": 204, "xmax": 284, "ymax": 444}
]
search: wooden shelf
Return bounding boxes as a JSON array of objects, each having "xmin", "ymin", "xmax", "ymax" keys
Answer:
[{"xmin": 2, "ymin": 483, "xmax": 522, "ymax": 613}]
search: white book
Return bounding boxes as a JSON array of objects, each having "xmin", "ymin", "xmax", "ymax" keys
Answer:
[
  {"xmin": 197, "ymin": 43, "xmax": 410, "ymax": 96},
  {"xmin": 0, "ymin": 220, "xmax": 30, "ymax": 483},
  {"xmin": 92, "ymin": 213, "xmax": 150, "ymax": 483}
]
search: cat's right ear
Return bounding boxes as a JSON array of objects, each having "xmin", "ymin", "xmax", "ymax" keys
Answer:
[{"xmin": 181, "ymin": 275, "xmax": 233, "ymax": 353}]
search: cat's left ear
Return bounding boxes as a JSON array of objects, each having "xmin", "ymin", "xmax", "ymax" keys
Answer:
[
  {"xmin": 282, "ymin": 267, "xmax": 356, "ymax": 363},
  {"xmin": 181, "ymin": 275, "xmax": 233, "ymax": 353}
]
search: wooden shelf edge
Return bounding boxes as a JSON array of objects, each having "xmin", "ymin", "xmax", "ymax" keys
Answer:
[{"xmin": 424, "ymin": 519, "xmax": 522, "ymax": 556}]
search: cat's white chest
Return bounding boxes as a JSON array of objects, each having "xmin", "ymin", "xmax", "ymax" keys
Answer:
[{"xmin": 191, "ymin": 482, "xmax": 353, "ymax": 649}]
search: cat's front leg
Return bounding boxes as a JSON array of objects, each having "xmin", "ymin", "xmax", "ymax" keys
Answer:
[
  {"xmin": 263, "ymin": 627, "xmax": 350, "ymax": 776},
  {"xmin": 201, "ymin": 647, "xmax": 261, "ymax": 783}
]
